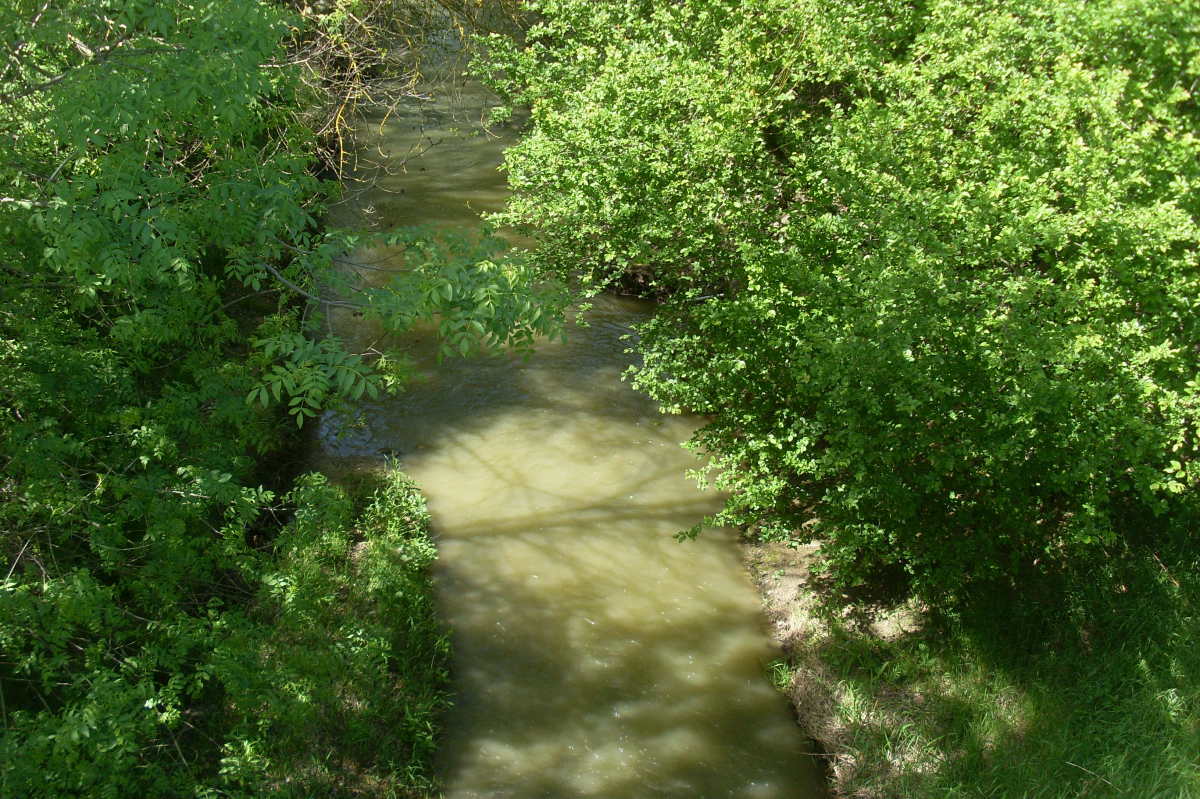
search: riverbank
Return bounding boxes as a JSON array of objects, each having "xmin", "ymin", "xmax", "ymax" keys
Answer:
[{"xmin": 743, "ymin": 538, "xmax": 1200, "ymax": 797}]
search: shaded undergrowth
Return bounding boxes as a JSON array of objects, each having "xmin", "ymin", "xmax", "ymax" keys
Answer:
[
  {"xmin": 213, "ymin": 466, "xmax": 451, "ymax": 798},
  {"xmin": 760, "ymin": 536, "xmax": 1200, "ymax": 798}
]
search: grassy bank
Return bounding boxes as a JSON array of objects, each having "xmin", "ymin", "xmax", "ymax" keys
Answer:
[{"xmin": 746, "ymin": 541, "xmax": 1200, "ymax": 798}]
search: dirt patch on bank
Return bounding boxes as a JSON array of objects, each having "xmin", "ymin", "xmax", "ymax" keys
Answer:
[{"xmin": 742, "ymin": 539, "xmax": 925, "ymax": 798}]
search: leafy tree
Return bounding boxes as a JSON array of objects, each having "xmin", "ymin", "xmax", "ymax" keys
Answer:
[
  {"xmin": 0, "ymin": 0, "xmax": 544, "ymax": 793},
  {"xmin": 483, "ymin": 0, "xmax": 1200, "ymax": 599}
]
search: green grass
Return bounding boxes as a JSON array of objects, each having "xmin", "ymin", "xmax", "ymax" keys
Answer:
[{"xmin": 778, "ymin": 542, "xmax": 1200, "ymax": 798}]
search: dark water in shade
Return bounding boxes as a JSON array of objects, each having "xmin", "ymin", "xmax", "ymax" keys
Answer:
[{"xmin": 315, "ymin": 82, "xmax": 824, "ymax": 799}]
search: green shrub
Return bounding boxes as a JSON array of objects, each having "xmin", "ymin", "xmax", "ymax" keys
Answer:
[
  {"xmin": 484, "ymin": 0, "xmax": 1200, "ymax": 599},
  {"xmin": 215, "ymin": 469, "xmax": 450, "ymax": 798}
]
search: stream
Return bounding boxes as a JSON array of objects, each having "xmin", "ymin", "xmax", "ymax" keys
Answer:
[{"xmin": 314, "ymin": 80, "xmax": 823, "ymax": 798}]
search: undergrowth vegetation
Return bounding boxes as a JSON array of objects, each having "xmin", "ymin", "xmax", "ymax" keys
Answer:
[
  {"xmin": 216, "ymin": 469, "xmax": 450, "ymax": 798},
  {"xmin": 2, "ymin": 465, "xmax": 450, "ymax": 798},
  {"xmin": 754, "ymin": 537, "xmax": 1200, "ymax": 798}
]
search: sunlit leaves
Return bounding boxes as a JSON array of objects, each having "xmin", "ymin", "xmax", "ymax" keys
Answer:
[
  {"xmin": 488, "ymin": 0, "xmax": 1200, "ymax": 600},
  {"xmin": 249, "ymin": 331, "xmax": 383, "ymax": 425},
  {"xmin": 242, "ymin": 226, "xmax": 567, "ymax": 423}
]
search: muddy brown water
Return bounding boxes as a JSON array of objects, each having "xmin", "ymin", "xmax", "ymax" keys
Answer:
[{"xmin": 315, "ymin": 83, "xmax": 823, "ymax": 798}]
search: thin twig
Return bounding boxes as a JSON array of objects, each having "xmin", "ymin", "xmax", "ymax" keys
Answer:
[
  {"xmin": 217, "ymin": 288, "xmax": 283, "ymax": 312},
  {"xmin": 1065, "ymin": 761, "xmax": 1120, "ymax": 791},
  {"xmin": 1152, "ymin": 551, "xmax": 1181, "ymax": 589},
  {"xmin": 5, "ymin": 538, "xmax": 32, "ymax": 582}
]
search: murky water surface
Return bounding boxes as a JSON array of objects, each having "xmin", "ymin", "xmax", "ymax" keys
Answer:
[{"xmin": 317, "ymin": 85, "xmax": 822, "ymax": 798}]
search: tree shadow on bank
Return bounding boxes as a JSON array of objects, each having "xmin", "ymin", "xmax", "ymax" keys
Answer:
[{"xmin": 786, "ymin": 530, "xmax": 1200, "ymax": 798}]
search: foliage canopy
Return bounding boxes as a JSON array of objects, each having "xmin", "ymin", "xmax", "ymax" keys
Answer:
[{"xmin": 483, "ymin": 0, "xmax": 1200, "ymax": 598}]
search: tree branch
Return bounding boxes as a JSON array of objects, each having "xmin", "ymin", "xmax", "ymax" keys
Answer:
[
  {"xmin": 0, "ymin": 35, "xmax": 176, "ymax": 105},
  {"xmin": 259, "ymin": 260, "xmax": 367, "ymax": 310}
]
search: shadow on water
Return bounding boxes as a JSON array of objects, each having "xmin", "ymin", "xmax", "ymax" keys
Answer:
[
  {"xmin": 319, "ymin": 299, "xmax": 662, "ymax": 461},
  {"xmin": 431, "ymin": 502, "xmax": 826, "ymax": 798}
]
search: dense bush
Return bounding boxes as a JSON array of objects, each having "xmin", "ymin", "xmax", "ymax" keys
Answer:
[
  {"xmin": 483, "ymin": 0, "xmax": 1200, "ymax": 598},
  {"xmin": 213, "ymin": 469, "xmax": 450, "ymax": 798},
  {"xmin": 2, "ymin": 462, "xmax": 450, "ymax": 798},
  {"xmin": 1, "ymin": 3, "xmax": 323, "ymax": 791}
]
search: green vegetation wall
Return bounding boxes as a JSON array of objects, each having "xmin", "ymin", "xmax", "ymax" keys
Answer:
[
  {"xmin": 483, "ymin": 0, "xmax": 1200, "ymax": 598},
  {"xmin": 0, "ymin": 1, "xmax": 459, "ymax": 795}
]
